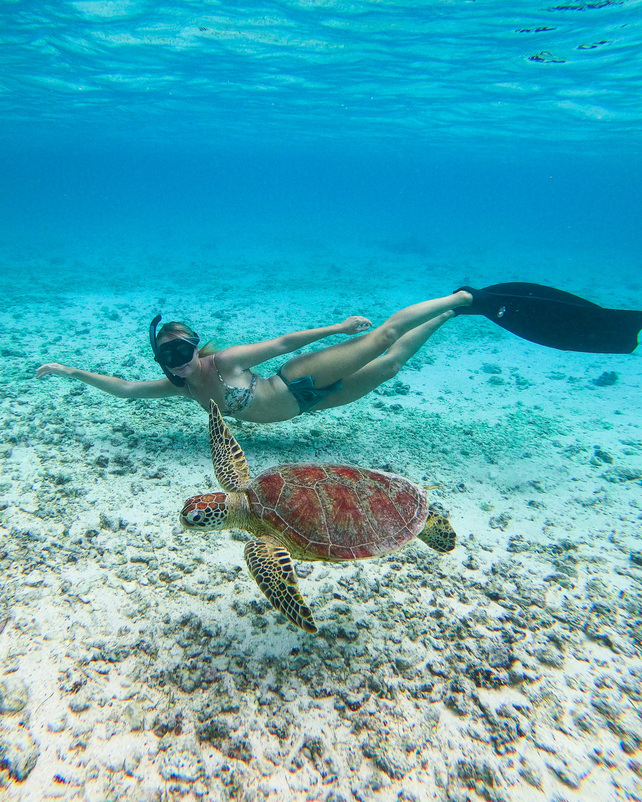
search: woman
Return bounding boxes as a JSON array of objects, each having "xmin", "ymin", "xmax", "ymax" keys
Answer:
[{"xmin": 36, "ymin": 290, "xmax": 473, "ymax": 423}]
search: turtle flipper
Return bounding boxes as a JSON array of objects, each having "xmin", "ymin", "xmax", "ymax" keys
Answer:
[
  {"xmin": 418, "ymin": 510, "xmax": 456, "ymax": 553},
  {"xmin": 208, "ymin": 400, "xmax": 251, "ymax": 492},
  {"xmin": 244, "ymin": 538, "xmax": 318, "ymax": 634}
]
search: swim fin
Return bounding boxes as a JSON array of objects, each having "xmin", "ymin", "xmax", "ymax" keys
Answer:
[{"xmin": 454, "ymin": 282, "xmax": 642, "ymax": 354}]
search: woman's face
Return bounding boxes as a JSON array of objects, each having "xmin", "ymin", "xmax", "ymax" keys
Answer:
[{"xmin": 157, "ymin": 334, "xmax": 200, "ymax": 376}]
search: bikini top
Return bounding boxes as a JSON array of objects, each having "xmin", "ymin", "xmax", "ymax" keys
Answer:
[{"xmin": 214, "ymin": 357, "xmax": 257, "ymax": 415}]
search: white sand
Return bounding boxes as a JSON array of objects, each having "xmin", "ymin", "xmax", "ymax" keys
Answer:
[{"xmin": 1, "ymin": 247, "xmax": 641, "ymax": 801}]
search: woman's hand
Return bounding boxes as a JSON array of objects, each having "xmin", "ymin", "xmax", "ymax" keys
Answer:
[
  {"xmin": 339, "ymin": 316, "xmax": 372, "ymax": 334},
  {"xmin": 36, "ymin": 363, "xmax": 73, "ymax": 379}
]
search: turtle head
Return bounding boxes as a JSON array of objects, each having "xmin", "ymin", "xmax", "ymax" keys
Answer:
[{"xmin": 180, "ymin": 492, "xmax": 230, "ymax": 530}]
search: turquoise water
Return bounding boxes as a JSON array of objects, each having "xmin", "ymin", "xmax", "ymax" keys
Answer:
[
  {"xmin": 3, "ymin": 4, "xmax": 642, "ymax": 800},
  {"xmin": 4, "ymin": 0, "xmax": 642, "ymax": 148},
  {"xmin": 1, "ymin": 0, "xmax": 641, "ymax": 287}
]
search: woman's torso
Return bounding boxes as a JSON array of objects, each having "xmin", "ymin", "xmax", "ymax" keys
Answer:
[{"xmin": 185, "ymin": 355, "xmax": 299, "ymax": 423}]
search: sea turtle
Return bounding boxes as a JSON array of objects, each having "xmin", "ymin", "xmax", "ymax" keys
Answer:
[{"xmin": 180, "ymin": 401, "xmax": 457, "ymax": 633}]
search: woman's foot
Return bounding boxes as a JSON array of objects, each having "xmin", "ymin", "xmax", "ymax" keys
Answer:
[{"xmin": 452, "ymin": 288, "xmax": 474, "ymax": 310}]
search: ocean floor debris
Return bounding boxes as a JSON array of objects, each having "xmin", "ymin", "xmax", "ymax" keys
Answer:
[{"xmin": 1, "ymin": 264, "xmax": 641, "ymax": 800}]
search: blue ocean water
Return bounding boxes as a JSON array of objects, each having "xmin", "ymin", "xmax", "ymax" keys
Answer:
[
  {"xmin": 3, "ymin": 6, "xmax": 642, "ymax": 798},
  {"xmin": 1, "ymin": 0, "xmax": 641, "ymax": 294}
]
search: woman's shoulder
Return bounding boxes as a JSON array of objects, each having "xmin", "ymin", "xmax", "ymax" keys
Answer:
[{"xmin": 211, "ymin": 347, "xmax": 239, "ymax": 368}]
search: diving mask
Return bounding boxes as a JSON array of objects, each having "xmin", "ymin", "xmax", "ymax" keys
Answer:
[
  {"xmin": 149, "ymin": 314, "xmax": 200, "ymax": 387},
  {"xmin": 156, "ymin": 338, "xmax": 199, "ymax": 369}
]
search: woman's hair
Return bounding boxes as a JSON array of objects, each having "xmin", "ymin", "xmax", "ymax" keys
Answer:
[{"xmin": 158, "ymin": 321, "xmax": 217, "ymax": 357}]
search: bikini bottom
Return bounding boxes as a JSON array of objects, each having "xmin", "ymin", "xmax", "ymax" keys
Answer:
[{"xmin": 277, "ymin": 368, "xmax": 343, "ymax": 414}]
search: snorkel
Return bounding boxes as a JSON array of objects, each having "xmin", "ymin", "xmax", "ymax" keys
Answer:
[{"xmin": 149, "ymin": 315, "xmax": 199, "ymax": 387}]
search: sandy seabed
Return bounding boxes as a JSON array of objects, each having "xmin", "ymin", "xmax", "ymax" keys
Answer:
[{"xmin": 1, "ymin": 246, "xmax": 641, "ymax": 801}]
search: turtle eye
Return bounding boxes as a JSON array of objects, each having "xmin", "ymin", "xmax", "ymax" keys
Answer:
[{"xmin": 192, "ymin": 513, "xmax": 202, "ymax": 522}]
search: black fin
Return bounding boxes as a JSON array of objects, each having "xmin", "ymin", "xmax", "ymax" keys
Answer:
[{"xmin": 455, "ymin": 282, "xmax": 642, "ymax": 354}]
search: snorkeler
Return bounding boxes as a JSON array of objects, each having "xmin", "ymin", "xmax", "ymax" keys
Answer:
[
  {"xmin": 36, "ymin": 291, "xmax": 472, "ymax": 423},
  {"xmin": 36, "ymin": 284, "xmax": 641, "ymax": 424}
]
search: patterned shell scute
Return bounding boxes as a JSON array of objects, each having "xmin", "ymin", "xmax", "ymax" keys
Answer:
[{"xmin": 247, "ymin": 463, "xmax": 429, "ymax": 560}]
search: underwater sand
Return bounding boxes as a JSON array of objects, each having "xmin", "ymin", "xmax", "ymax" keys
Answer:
[{"xmin": 1, "ymin": 246, "xmax": 641, "ymax": 801}]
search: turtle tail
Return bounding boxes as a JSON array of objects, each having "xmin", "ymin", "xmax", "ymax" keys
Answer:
[{"xmin": 418, "ymin": 509, "xmax": 456, "ymax": 553}]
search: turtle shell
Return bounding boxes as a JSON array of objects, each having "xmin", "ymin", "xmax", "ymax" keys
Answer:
[{"xmin": 246, "ymin": 463, "xmax": 429, "ymax": 561}]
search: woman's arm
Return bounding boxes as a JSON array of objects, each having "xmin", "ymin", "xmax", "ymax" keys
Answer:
[
  {"xmin": 217, "ymin": 316, "xmax": 372, "ymax": 370},
  {"xmin": 36, "ymin": 363, "xmax": 185, "ymax": 399}
]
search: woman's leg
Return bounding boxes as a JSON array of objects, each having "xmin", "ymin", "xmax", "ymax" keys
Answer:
[
  {"xmin": 314, "ymin": 311, "xmax": 452, "ymax": 409},
  {"xmin": 281, "ymin": 291, "xmax": 471, "ymax": 388}
]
